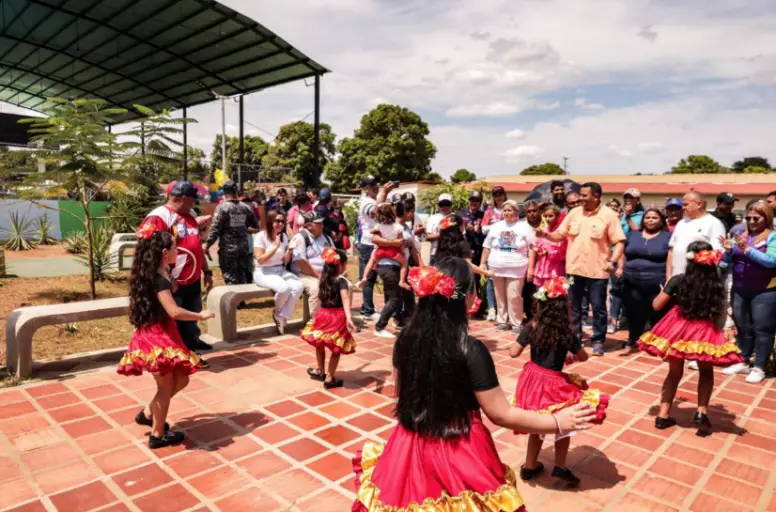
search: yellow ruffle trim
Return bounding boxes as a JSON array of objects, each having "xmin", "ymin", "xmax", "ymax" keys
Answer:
[
  {"xmin": 639, "ymin": 332, "xmax": 742, "ymax": 358},
  {"xmin": 118, "ymin": 346, "xmax": 201, "ymax": 368},
  {"xmin": 301, "ymin": 322, "xmax": 357, "ymax": 353},
  {"xmin": 509, "ymin": 373, "xmax": 603, "ymax": 414},
  {"xmin": 356, "ymin": 440, "xmax": 525, "ymax": 512}
]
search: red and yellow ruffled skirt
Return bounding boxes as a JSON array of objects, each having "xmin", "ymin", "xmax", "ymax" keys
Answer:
[
  {"xmin": 351, "ymin": 412, "xmax": 526, "ymax": 512},
  {"xmin": 117, "ymin": 318, "xmax": 201, "ymax": 376},
  {"xmin": 301, "ymin": 307, "xmax": 356, "ymax": 355},
  {"xmin": 638, "ymin": 306, "xmax": 743, "ymax": 366},
  {"xmin": 513, "ymin": 362, "xmax": 609, "ymax": 435}
]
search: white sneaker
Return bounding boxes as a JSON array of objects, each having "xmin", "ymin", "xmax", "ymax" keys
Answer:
[
  {"xmin": 486, "ymin": 309, "xmax": 496, "ymax": 321},
  {"xmin": 722, "ymin": 362, "xmax": 750, "ymax": 376},
  {"xmin": 369, "ymin": 312, "xmax": 382, "ymax": 322},
  {"xmin": 745, "ymin": 367, "xmax": 766, "ymax": 384},
  {"xmin": 373, "ymin": 329, "xmax": 396, "ymax": 339},
  {"xmin": 688, "ymin": 360, "xmax": 699, "ymax": 371}
]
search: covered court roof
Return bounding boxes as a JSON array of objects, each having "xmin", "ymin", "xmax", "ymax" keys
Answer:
[{"xmin": 0, "ymin": 0, "xmax": 329, "ymax": 122}]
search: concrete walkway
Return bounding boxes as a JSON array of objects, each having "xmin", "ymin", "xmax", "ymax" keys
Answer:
[{"xmin": 6, "ymin": 257, "xmax": 88, "ymax": 278}]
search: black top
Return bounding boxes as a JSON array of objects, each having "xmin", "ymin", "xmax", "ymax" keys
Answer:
[
  {"xmin": 314, "ymin": 203, "xmax": 340, "ymax": 237},
  {"xmin": 663, "ymin": 274, "xmax": 683, "ymax": 296},
  {"xmin": 517, "ymin": 323, "xmax": 581, "ymax": 372},
  {"xmin": 154, "ymin": 274, "xmax": 172, "ymax": 294},
  {"xmin": 711, "ymin": 210, "xmax": 737, "ymax": 233},
  {"xmin": 320, "ymin": 276, "xmax": 350, "ymax": 309},
  {"xmin": 393, "ymin": 336, "xmax": 499, "ymax": 410}
]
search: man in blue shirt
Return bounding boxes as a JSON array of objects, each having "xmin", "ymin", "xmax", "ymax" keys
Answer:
[{"xmin": 621, "ymin": 188, "xmax": 645, "ymax": 236}]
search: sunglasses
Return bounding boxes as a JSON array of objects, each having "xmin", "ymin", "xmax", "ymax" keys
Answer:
[{"xmin": 745, "ymin": 216, "xmax": 763, "ymax": 222}]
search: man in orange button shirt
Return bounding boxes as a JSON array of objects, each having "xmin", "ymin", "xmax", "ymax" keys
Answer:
[{"xmin": 540, "ymin": 182, "xmax": 626, "ymax": 356}]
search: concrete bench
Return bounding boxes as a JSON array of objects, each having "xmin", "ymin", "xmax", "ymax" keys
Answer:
[
  {"xmin": 205, "ymin": 284, "xmax": 311, "ymax": 343},
  {"xmin": 111, "ymin": 233, "xmax": 137, "ymax": 245},
  {"xmin": 6, "ymin": 297, "xmax": 130, "ymax": 378},
  {"xmin": 109, "ymin": 240, "xmax": 137, "ymax": 271}
]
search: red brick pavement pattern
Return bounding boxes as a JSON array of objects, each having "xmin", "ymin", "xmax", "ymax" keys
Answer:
[{"xmin": 1, "ymin": 299, "xmax": 776, "ymax": 511}]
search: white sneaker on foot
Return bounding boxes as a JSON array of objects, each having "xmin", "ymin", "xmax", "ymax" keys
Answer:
[
  {"xmin": 373, "ymin": 329, "xmax": 396, "ymax": 339},
  {"xmin": 369, "ymin": 312, "xmax": 382, "ymax": 322},
  {"xmin": 486, "ymin": 309, "xmax": 496, "ymax": 321},
  {"xmin": 688, "ymin": 360, "xmax": 699, "ymax": 371},
  {"xmin": 722, "ymin": 362, "xmax": 750, "ymax": 375},
  {"xmin": 745, "ymin": 367, "xmax": 766, "ymax": 384}
]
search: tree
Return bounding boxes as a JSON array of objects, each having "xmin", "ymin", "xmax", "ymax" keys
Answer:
[
  {"xmin": 669, "ymin": 155, "xmax": 725, "ymax": 174},
  {"xmin": 427, "ymin": 172, "xmax": 444, "ymax": 182},
  {"xmin": 419, "ymin": 181, "xmax": 488, "ymax": 214},
  {"xmin": 261, "ymin": 121, "xmax": 336, "ymax": 187},
  {"xmin": 732, "ymin": 156, "xmax": 771, "ymax": 173},
  {"xmin": 451, "ymin": 168, "xmax": 477, "ymax": 184},
  {"xmin": 744, "ymin": 166, "xmax": 773, "ymax": 174},
  {"xmin": 211, "ymin": 135, "xmax": 268, "ymax": 174},
  {"xmin": 15, "ymin": 98, "xmax": 129, "ymax": 299},
  {"xmin": 520, "ymin": 162, "xmax": 565, "ymax": 175},
  {"xmin": 325, "ymin": 104, "xmax": 437, "ymax": 192}
]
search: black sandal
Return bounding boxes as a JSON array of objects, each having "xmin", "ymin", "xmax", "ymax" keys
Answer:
[
  {"xmin": 148, "ymin": 431, "xmax": 185, "ymax": 450},
  {"xmin": 519, "ymin": 462, "xmax": 544, "ymax": 481},
  {"xmin": 307, "ymin": 368, "xmax": 325, "ymax": 382},
  {"xmin": 324, "ymin": 378, "xmax": 344, "ymax": 389},
  {"xmin": 135, "ymin": 410, "xmax": 170, "ymax": 432},
  {"xmin": 552, "ymin": 466, "xmax": 581, "ymax": 487}
]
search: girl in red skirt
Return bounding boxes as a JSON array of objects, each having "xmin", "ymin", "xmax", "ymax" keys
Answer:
[
  {"xmin": 510, "ymin": 276, "xmax": 609, "ymax": 487},
  {"xmin": 352, "ymin": 259, "xmax": 598, "ymax": 512},
  {"xmin": 638, "ymin": 241, "xmax": 743, "ymax": 433},
  {"xmin": 301, "ymin": 248, "xmax": 356, "ymax": 389},
  {"xmin": 117, "ymin": 225, "xmax": 214, "ymax": 449}
]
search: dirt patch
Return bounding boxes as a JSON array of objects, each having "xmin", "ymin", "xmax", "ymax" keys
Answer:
[{"xmin": 4, "ymin": 244, "xmax": 73, "ymax": 260}]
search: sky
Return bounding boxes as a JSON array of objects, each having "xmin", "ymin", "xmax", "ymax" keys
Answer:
[{"xmin": 2, "ymin": 0, "xmax": 775, "ymax": 179}]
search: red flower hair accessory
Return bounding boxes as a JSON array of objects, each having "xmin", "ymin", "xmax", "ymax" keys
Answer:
[
  {"xmin": 693, "ymin": 249, "xmax": 723, "ymax": 266},
  {"xmin": 407, "ymin": 266, "xmax": 457, "ymax": 299},
  {"xmin": 136, "ymin": 223, "xmax": 161, "ymax": 240},
  {"xmin": 321, "ymin": 248, "xmax": 341, "ymax": 265},
  {"xmin": 439, "ymin": 216, "xmax": 457, "ymax": 231},
  {"xmin": 533, "ymin": 276, "xmax": 573, "ymax": 301}
]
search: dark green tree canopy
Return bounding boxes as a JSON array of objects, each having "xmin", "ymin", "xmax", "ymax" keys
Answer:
[
  {"xmin": 325, "ymin": 104, "xmax": 437, "ymax": 192},
  {"xmin": 669, "ymin": 155, "xmax": 725, "ymax": 174},
  {"xmin": 451, "ymin": 168, "xmax": 477, "ymax": 184},
  {"xmin": 211, "ymin": 134, "xmax": 268, "ymax": 172},
  {"xmin": 520, "ymin": 162, "xmax": 565, "ymax": 175},
  {"xmin": 732, "ymin": 156, "xmax": 771, "ymax": 173},
  {"xmin": 261, "ymin": 121, "xmax": 336, "ymax": 187}
]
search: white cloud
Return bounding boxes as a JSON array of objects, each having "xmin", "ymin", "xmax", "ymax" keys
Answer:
[
  {"xmin": 447, "ymin": 102, "xmax": 521, "ymax": 118},
  {"xmin": 574, "ymin": 98, "xmax": 606, "ymax": 111},
  {"xmin": 502, "ymin": 145, "xmax": 545, "ymax": 163},
  {"xmin": 505, "ymin": 129, "xmax": 525, "ymax": 139}
]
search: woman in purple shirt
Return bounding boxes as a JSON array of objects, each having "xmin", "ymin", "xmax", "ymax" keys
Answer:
[
  {"xmin": 721, "ymin": 201, "xmax": 776, "ymax": 384},
  {"xmin": 616, "ymin": 209, "xmax": 672, "ymax": 351}
]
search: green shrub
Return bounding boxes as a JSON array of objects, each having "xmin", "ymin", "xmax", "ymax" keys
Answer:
[
  {"xmin": 64, "ymin": 231, "xmax": 88, "ymax": 254},
  {"xmin": 1, "ymin": 212, "xmax": 38, "ymax": 251}
]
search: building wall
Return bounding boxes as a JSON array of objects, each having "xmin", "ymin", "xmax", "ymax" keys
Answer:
[{"xmin": 0, "ymin": 199, "xmax": 110, "ymax": 241}]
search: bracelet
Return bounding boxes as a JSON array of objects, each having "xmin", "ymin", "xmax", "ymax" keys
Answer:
[{"xmin": 552, "ymin": 413, "xmax": 564, "ymax": 437}]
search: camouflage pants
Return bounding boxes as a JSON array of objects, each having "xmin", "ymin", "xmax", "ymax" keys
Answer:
[{"xmin": 219, "ymin": 250, "xmax": 251, "ymax": 285}]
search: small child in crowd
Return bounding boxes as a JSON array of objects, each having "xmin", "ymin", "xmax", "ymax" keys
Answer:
[
  {"xmin": 301, "ymin": 248, "xmax": 356, "ymax": 389},
  {"xmin": 117, "ymin": 224, "xmax": 214, "ymax": 449},
  {"xmin": 510, "ymin": 276, "xmax": 610, "ymax": 487},
  {"xmin": 638, "ymin": 241, "xmax": 742, "ymax": 434},
  {"xmin": 357, "ymin": 203, "xmax": 410, "ymax": 290}
]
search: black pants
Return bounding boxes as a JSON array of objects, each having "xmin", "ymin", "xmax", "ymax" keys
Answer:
[
  {"xmin": 376, "ymin": 265, "xmax": 415, "ymax": 331},
  {"xmin": 174, "ymin": 280, "xmax": 202, "ymax": 351},
  {"xmin": 522, "ymin": 281, "xmax": 537, "ymax": 322},
  {"xmin": 622, "ymin": 277, "xmax": 666, "ymax": 345}
]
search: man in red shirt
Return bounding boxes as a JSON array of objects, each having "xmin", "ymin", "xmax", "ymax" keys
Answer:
[
  {"xmin": 665, "ymin": 198, "xmax": 683, "ymax": 232},
  {"xmin": 141, "ymin": 181, "xmax": 214, "ymax": 364}
]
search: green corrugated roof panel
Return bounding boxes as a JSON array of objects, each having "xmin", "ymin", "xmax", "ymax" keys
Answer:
[{"xmin": 0, "ymin": 0, "xmax": 329, "ymax": 122}]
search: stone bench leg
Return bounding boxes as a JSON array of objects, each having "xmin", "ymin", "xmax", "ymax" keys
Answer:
[{"xmin": 206, "ymin": 291, "xmax": 312, "ymax": 343}]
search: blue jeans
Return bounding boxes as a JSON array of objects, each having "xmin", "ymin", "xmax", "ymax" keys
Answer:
[
  {"xmin": 486, "ymin": 277, "xmax": 496, "ymax": 311},
  {"xmin": 569, "ymin": 275, "xmax": 608, "ymax": 346},
  {"xmin": 732, "ymin": 287, "xmax": 776, "ymax": 369},
  {"xmin": 357, "ymin": 244, "xmax": 378, "ymax": 315}
]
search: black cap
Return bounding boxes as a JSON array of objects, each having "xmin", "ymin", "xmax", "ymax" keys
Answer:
[
  {"xmin": 222, "ymin": 180, "xmax": 237, "ymax": 191},
  {"xmin": 469, "ymin": 190, "xmax": 483, "ymax": 201},
  {"xmin": 303, "ymin": 211, "xmax": 325, "ymax": 224},
  {"xmin": 169, "ymin": 181, "xmax": 198, "ymax": 198},
  {"xmin": 360, "ymin": 175, "xmax": 379, "ymax": 188},
  {"xmin": 401, "ymin": 192, "xmax": 416, "ymax": 202},
  {"xmin": 717, "ymin": 192, "xmax": 737, "ymax": 205}
]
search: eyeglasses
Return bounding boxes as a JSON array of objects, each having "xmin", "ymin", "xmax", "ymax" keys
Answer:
[{"xmin": 745, "ymin": 216, "xmax": 763, "ymax": 222}]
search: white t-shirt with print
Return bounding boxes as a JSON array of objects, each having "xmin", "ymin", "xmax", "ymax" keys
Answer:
[
  {"xmin": 375, "ymin": 222, "xmax": 403, "ymax": 241},
  {"xmin": 483, "ymin": 220, "xmax": 536, "ymax": 278},
  {"xmin": 253, "ymin": 231, "xmax": 288, "ymax": 268},
  {"xmin": 426, "ymin": 213, "xmax": 444, "ymax": 256},
  {"xmin": 669, "ymin": 214, "xmax": 726, "ymax": 276},
  {"xmin": 358, "ymin": 195, "xmax": 378, "ymax": 246}
]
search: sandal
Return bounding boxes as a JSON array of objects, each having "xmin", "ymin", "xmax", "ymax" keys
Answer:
[
  {"xmin": 307, "ymin": 368, "xmax": 325, "ymax": 382},
  {"xmin": 148, "ymin": 431, "xmax": 185, "ymax": 450},
  {"xmin": 135, "ymin": 410, "xmax": 170, "ymax": 432},
  {"xmin": 324, "ymin": 378, "xmax": 344, "ymax": 389}
]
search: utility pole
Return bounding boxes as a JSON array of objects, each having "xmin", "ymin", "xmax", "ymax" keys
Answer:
[
  {"xmin": 563, "ymin": 157, "xmax": 569, "ymax": 174},
  {"xmin": 221, "ymin": 95, "xmax": 227, "ymax": 174}
]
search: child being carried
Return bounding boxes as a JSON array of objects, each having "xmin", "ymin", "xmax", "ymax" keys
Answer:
[{"xmin": 357, "ymin": 203, "xmax": 410, "ymax": 290}]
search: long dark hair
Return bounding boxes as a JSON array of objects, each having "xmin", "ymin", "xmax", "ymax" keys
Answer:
[
  {"xmin": 318, "ymin": 249, "xmax": 348, "ymax": 305},
  {"xmin": 436, "ymin": 215, "xmax": 468, "ymax": 261},
  {"xmin": 129, "ymin": 231, "xmax": 174, "ymax": 328},
  {"xmin": 640, "ymin": 208, "xmax": 667, "ymax": 232},
  {"xmin": 264, "ymin": 207, "xmax": 287, "ymax": 242},
  {"xmin": 394, "ymin": 257, "xmax": 477, "ymax": 439},
  {"xmin": 676, "ymin": 241, "xmax": 725, "ymax": 322},
  {"xmin": 527, "ymin": 297, "xmax": 575, "ymax": 352}
]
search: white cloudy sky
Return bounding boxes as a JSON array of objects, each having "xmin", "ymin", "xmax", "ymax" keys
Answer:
[{"xmin": 3, "ymin": 0, "xmax": 776, "ymax": 178}]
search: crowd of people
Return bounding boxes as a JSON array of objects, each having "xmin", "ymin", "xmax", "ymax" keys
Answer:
[{"xmin": 111, "ymin": 174, "xmax": 775, "ymax": 510}]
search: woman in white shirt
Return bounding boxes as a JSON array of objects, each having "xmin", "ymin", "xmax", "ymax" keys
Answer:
[
  {"xmin": 254, "ymin": 209, "xmax": 305, "ymax": 334},
  {"xmin": 479, "ymin": 200, "xmax": 536, "ymax": 333}
]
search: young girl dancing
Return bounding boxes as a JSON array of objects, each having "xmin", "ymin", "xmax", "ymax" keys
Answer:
[
  {"xmin": 510, "ymin": 276, "xmax": 609, "ymax": 486},
  {"xmin": 301, "ymin": 248, "xmax": 356, "ymax": 389},
  {"xmin": 638, "ymin": 241, "xmax": 743, "ymax": 433},
  {"xmin": 357, "ymin": 203, "xmax": 410, "ymax": 290},
  {"xmin": 117, "ymin": 224, "xmax": 214, "ymax": 449},
  {"xmin": 351, "ymin": 259, "xmax": 597, "ymax": 512}
]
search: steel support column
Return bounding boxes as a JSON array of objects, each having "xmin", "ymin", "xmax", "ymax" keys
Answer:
[
  {"xmin": 239, "ymin": 95, "xmax": 245, "ymax": 193},
  {"xmin": 183, "ymin": 107, "xmax": 188, "ymax": 181},
  {"xmin": 313, "ymin": 74, "xmax": 321, "ymax": 187}
]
